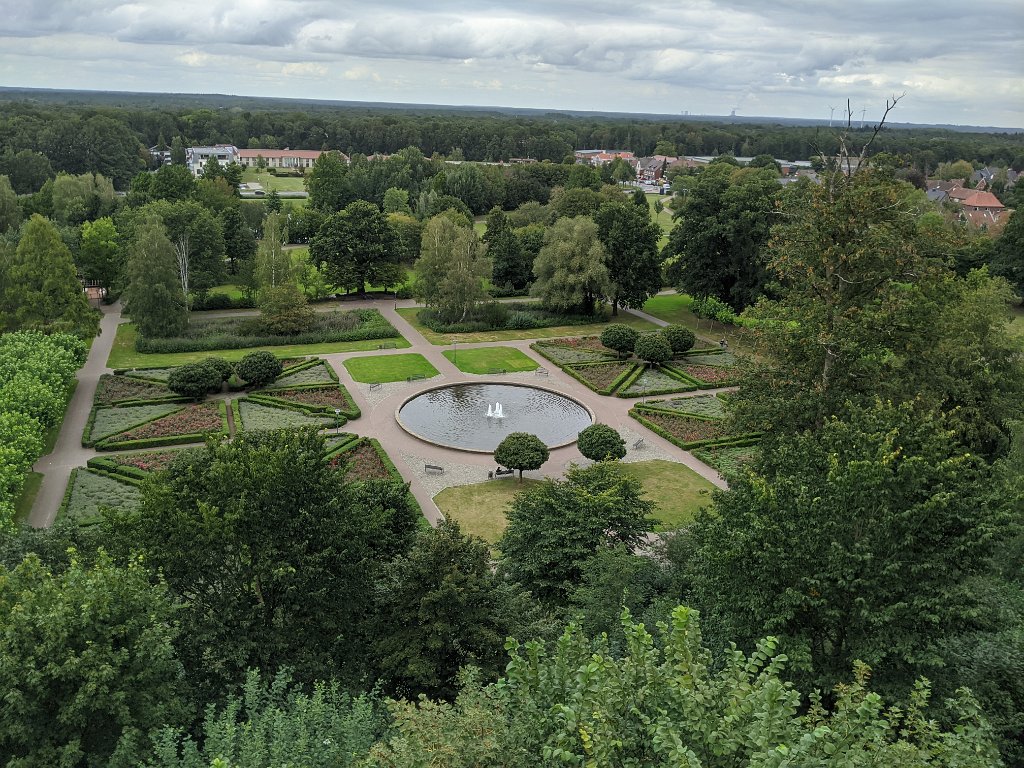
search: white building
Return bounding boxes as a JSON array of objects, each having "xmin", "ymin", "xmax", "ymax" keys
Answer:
[{"xmin": 186, "ymin": 145, "xmax": 239, "ymax": 176}]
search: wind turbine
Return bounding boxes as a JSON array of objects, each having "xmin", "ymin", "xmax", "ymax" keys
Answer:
[
  {"xmin": 828, "ymin": 105, "xmax": 838, "ymax": 127},
  {"xmin": 860, "ymin": 107, "xmax": 867, "ymax": 128}
]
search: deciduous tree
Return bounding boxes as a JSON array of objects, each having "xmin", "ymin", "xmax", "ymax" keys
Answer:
[
  {"xmin": 595, "ymin": 201, "xmax": 662, "ymax": 314},
  {"xmin": 122, "ymin": 213, "xmax": 187, "ymax": 338},
  {"xmin": 531, "ymin": 216, "xmax": 609, "ymax": 315},
  {"xmin": 413, "ymin": 214, "xmax": 489, "ymax": 322},
  {"xmin": 494, "ymin": 432, "xmax": 549, "ymax": 483}
]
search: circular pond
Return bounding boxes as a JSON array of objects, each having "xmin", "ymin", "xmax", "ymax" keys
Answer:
[{"xmin": 397, "ymin": 382, "xmax": 593, "ymax": 453}]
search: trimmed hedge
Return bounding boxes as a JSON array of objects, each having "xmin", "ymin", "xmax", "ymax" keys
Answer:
[
  {"xmin": 562, "ymin": 361, "xmax": 639, "ymax": 396},
  {"xmin": 615, "ymin": 365, "xmax": 699, "ymax": 398},
  {"xmin": 629, "ymin": 406, "xmax": 759, "ymax": 451},
  {"xmin": 249, "ymin": 381, "xmax": 361, "ymax": 421},
  {"xmin": 94, "ymin": 401, "xmax": 229, "ymax": 451}
]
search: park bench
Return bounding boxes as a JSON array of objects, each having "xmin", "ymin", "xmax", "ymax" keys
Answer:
[
  {"xmin": 488, "ymin": 467, "xmax": 515, "ymax": 479},
  {"xmin": 633, "ymin": 438, "xmax": 645, "ymax": 450},
  {"xmin": 407, "ymin": 373, "xmax": 426, "ymax": 382},
  {"xmin": 377, "ymin": 342, "xmax": 397, "ymax": 349},
  {"xmin": 425, "ymin": 463, "xmax": 444, "ymax": 474},
  {"xmin": 535, "ymin": 367, "xmax": 549, "ymax": 376},
  {"xmin": 368, "ymin": 382, "xmax": 382, "ymax": 391}
]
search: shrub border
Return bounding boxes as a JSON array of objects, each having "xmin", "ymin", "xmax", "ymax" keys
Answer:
[
  {"xmin": 58, "ymin": 467, "xmax": 140, "ymax": 526},
  {"xmin": 249, "ymin": 382, "xmax": 361, "ymax": 421},
  {"xmin": 233, "ymin": 397, "xmax": 339, "ymax": 433},
  {"xmin": 562, "ymin": 360, "xmax": 639, "ymax": 396}
]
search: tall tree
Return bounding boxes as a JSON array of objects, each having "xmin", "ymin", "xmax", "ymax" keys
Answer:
[
  {"xmin": 484, "ymin": 207, "xmax": 532, "ymax": 291},
  {"xmin": 531, "ymin": 216, "xmax": 610, "ymax": 315},
  {"xmin": 311, "ymin": 200, "xmax": 400, "ymax": 294},
  {"xmin": 499, "ymin": 461, "xmax": 653, "ymax": 604},
  {"xmin": 0, "ymin": 552, "xmax": 188, "ymax": 767},
  {"xmin": 663, "ymin": 163, "xmax": 779, "ymax": 310},
  {"xmin": 2, "ymin": 214, "xmax": 98, "ymax": 337},
  {"xmin": 595, "ymin": 201, "xmax": 662, "ymax": 314},
  {"xmin": 221, "ymin": 205, "xmax": 256, "ymax": 275},
  {"xmin": 413, "ymin": 214, "xmax": 489, "ymax": 322},
  {"xmin": 307, "ymin": 151, "xmax": 352, "ymax": 212},
  {"xmin": 144, "ymin": 199, "xmax": 226, "ymax": 304},
  {"xmin": 169, "ymin": 135, "xmax": 187, "ymax": 166},
  {"xmin": 0, "ymin": 174, "xmax": 21, "ymax": 233},
  {"xmin": 122, "ymin": 213, "xmax": 187, "ymax": 338},
  {"xmin": 78, "ymin": 216, "xmax": 120, "ymax": 290}
]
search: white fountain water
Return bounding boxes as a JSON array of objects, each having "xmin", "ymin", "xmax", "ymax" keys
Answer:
[
  {"xmin": 494, "ymin": 402, "xmax": 504, "ymax": 418},
  {"xmin": 486, "ymin": 403, "xmax": 493, "ymax": 418}
]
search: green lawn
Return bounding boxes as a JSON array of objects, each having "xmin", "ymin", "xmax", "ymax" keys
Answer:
[
  {"xmin": 206, "ymin": 283, "xmax": 247, "ymax": 300},
  {"xmin": 240, "ymin": 167, "xmax": 308, "ymax": 193},
  {"xmin": 433, "ymin": 459, "xmax": 713, "ymax": 543},
  {"xmin": 617, "ymin": 459, "xmax": 715, "ymax": 530},
  {"xmin": 434, "ymin": 479, "xmax": 541, "ymax": 546},
  {"xmin": 13, "ymin": 471, "xmax": 43, "ymax": 525},
  {"xmin": 442, "ymin": 346, "xmax": 539, "ymax": 374},
  {"xmin": 107, "ymin": 323, "xmax": 410, "ymax": 369},
  {"xmin": 646, "ymin": 192, "xmax": 674, "ymax": 250},
  {"xmin": 343, "ymin": 353, "xmax": 439, "ymax": 383},
  {"xmin": 398, "ymin": 307, "xmax": 657, "ymax": 345},
  {"xmin": 642, "ymin": 293, "xmax": 751, "ymax": 351},
  {"xmin": 1009, "ymin": 305, "xmax": 1024, "ymax": 337}
]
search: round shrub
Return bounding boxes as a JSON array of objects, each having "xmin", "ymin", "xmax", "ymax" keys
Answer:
[
  {"xmin": 663, "ymin": 324, "xmax": 696, "ymax": 354},
  {"xmin": 168, "ymin": 362, "xmax": 222, "ymax": 401},
  {"xmin": 505, "ymin": 311, "xmax": 538, "ymax": 330},
  {"xmin": 494, "ymin": 432, "xmax": 550, "ymax": 482},
  {"xmin": 577, "ymin": 424, "xmax": 626, "ymax": 461},
  {"xmin": 236, "ymin": 351, "xmax": 283, "ymax": 388},
  {"xmin": 201, "ymin": 357, "xmax": 234, "ymax": 382},
  {"xmin": 634, "ymin": 332, "xmax": 673, "ymax": 366},
  {"xmin": 600, "ymin": 324, "xmax": 640, "ymax": 357}
]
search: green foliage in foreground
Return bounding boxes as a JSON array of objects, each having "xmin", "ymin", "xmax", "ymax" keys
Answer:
[{"xmin": 369, "ymin": 607, "xmax": 1001, "ymax": 767}]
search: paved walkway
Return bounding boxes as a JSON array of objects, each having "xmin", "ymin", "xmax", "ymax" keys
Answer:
[{"xmin": 29, "ymin": 298, "xmax": 730, "ymax": 528}]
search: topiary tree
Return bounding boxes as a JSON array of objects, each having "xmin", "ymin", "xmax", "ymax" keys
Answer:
[
  {"xmin": 634, "ymin": 332, "xmax": 673, "ymax": 367},
  {"xmin": 577, "ymin": 424, "xmax": 626, "ymax": 461},
  {"xmin": 201, "ymin": 357, "xmax": 234, "ymax": 382},
  {"xmin": 663, "ymin": 324, "xmax": 696, "ymax": 354},
  {"xmin": 599, "ymin": 323, "xmax": 639, "ymax": 358},
  {"xmin": 236, "ymin": 351, "xmax": 282, "ymax": 389},
  {"xmin": 494, "ymin": 432, "xmax": 550, "ymax": 483},
  {"xmin": 168, "ymin": 362, "xmax": 222, "ymax": 401}
]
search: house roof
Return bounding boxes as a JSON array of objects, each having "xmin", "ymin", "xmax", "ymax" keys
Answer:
[
  {"xmin": 238, "ymin": 149, "xmax": 324, "ymax": 160},
  {"xmin": 960, "ymin": 191, "xmax": 1005, "ymax": 209},
  {"xmin": 947, "ymin": 187, "xmax": 974, "ymax": 201}
]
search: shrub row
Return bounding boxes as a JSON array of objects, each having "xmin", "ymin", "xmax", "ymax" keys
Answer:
[
  {"xmin": 247, "ymin": 389, "xmax": 359, "ymax": 423},
  {"xmin": 417, "ymin": 303, "xmax": 608, "ymax": 334},
  {"xmin": 191, "ymin": 293, "xmax": 256, "ymax": 311},
  {"xmin": 86, "ymin": 456, "xmax": 151, "ymax": 483}
]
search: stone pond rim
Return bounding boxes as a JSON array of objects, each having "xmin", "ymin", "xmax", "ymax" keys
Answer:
[{"xmin": 395, "ymin": 381, "xmax": 596, "ymax": 454}]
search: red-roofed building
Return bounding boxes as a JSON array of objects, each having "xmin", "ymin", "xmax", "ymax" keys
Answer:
[
  {"xmin": 238, "ymin": 149, "xmax": 339, "ymax": 170},
  {"xmin": 959, "ymin": 190, "xmax": 1005, "ymax": 212}
]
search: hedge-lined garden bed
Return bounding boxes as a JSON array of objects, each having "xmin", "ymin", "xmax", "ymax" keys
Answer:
[
  {"xmin": 637, "ymin": 394, "xmax": 728, "ymax": 419},
  {"xmin": 324, "ymin": 437, "xmax": 425, "ymax": 521},
  {"xmin": 691, "ymin": 444, "xmax": 760, "ymax": 475},
  {"xmin": 135, "ymin": 309, "xmax": 402, "ymax": 354},
  {"xmin": 59, "ymin": 468, "xmax": 141, "ymax": 524},
  {"xmin": 84, "ymin": 403, "xmax": 182, "ymax": 445},
  {"xmin": 629, "ymin": 400, "xmax": 760, "ymax": 453},
  {"xmin": 233, "ymin": 399, "xmax": 338, "ymax": 432},
  {"xmin": 94, "ymin": 374, "xmax": 180, "ymax": 405},
  {"xmin": 93, "ymin": 402, "xmax": 229, "ymax": 450}
]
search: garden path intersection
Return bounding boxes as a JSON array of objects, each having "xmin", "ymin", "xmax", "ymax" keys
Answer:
[{"xmin": 30, "ymin": 298, "xmax": 730, "ymax": 529}]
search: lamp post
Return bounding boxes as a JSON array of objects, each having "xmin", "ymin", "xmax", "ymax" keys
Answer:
[
  {"xmin": 452, "ymin": 340, "xmax": 458, "ymax": 366},
  {"xmin": 334, "ymin": 408, "xmax": 341, "ymax": 433}
]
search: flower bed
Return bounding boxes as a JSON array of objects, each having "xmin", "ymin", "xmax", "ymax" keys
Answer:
[
  {"xmin": 330, "ymin": 440, "xmax": 392, "ymax": 482},
  {"xmin": 87, "ymin": 403, "xmax": 182, "ymax": 444},
  {"xmin": 543, "ymin": 336, "xmax": 612, "ymax": 352},
  {"xmin": 261, "ymin": 385, "xmax": 357, "ymax": 413},
  {"xmin": 104, "ymin": 403, "xmax": 225, "ymax": 445},
  {"xmin": 272, "ymin": 360, "xmax": 337, "ymax": 386},
  {"xmin": 643, "ymin": 394, "xmax": 727, "ymax": 419},
  {"xmin": 114, "ymin": 449, "xmax": 192, "ymax": 473},
  {"xmin": 679, "ymin": 351, "xmax": 737, "ymax": 367},
  {"xmin": 564, "ymin": 361, "xmax": 637, "ymax": 394},
  {"xmin": 95, "ymin": 374, "xmax": 173, "ymax": 405},
  {"xmin": 618, "ymin": 367, "xmax": 695, "ymax": 397},
  {"xmin": 531, "ymin": 344, "xmax": 617, "ymax": 365},
  {"xmin": 692, "ymin": 444, "xmax": 759, "ymax": 475},
  {"xmin": 666, "ymin": 363, "xmax": 740, "ymax": 387},
  {"xmin": 630, "ymin": 408, "xmax": 730, "ymax": 448},
  {"xmin": 235, "ymin": 400, "xmax": 336, "ymax": 431},
  {"xmin": 61, "ymin": 468, "xmax": 140, "ymax": 523}
]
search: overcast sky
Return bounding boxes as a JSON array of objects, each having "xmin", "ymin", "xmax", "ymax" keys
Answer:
[{"xmin": 2, "ymin": 0, "xmax": 1022, "ymax": 127}]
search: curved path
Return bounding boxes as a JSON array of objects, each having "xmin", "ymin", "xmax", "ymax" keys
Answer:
[{"xmin": 29, "ymin": 298, "xmax": 729, "ymax": 528}]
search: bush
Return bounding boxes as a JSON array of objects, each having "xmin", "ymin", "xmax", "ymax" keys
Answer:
[
  {"xmin": 476, "ymin": 302, "xmax": 509, "ymax": 329},
  {"xmin": 663, "ymin": 324, "xmax": 696, "ymax": 354},
  {"xmin": 634, "ymin": 332, "xmax": 673, "ymax": 366},
  {"xmin": 505, "ymin": 311, "xmax": 538, "ymax": 330},
  {"xmin": 577, "ymin": 424, "xmax": 626, "ymax": 461},
  {"xmin": 236, "ymin": 351, "xmax": 283, "ymax": 388},
  {"xmin": 168, "ymin": 363, "xmax": 222, "ymax": 401},
  {"xmin": 600, "ymin": 324, "xmax": 639, "ymax": 357},
  {"xmin": 259, "ymin": 284, "xmax": 316, "ymax": 336},
  {"xmin": 201, "ymin": 357, "xmax": 234, "ymax": 382}
]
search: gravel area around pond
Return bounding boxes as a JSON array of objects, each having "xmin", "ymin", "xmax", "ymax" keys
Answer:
[
  {"xmin": 399, "ymin": 450, "xmax": 545, "ymax": 497},
  {"xmin": 355, "ymin": 376, "xmax": 443, "ymax": 408}
]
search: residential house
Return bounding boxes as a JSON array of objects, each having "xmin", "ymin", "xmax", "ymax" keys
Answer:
[
  {"xmin": 574, "ymin": 149, "xmax": 635, "ymax": 166},
  {"xmin": 149, "ymin": 146, "xmax": 172, "ymax": 167},
  {"xmin": 635, "ymin": 155, "xmax": 676, "ymax": 183},
  {"xmin": 186, "ymin": 145, "xmax": 240, "ymax": 177}
]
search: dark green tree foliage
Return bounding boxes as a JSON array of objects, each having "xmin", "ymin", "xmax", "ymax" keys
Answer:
[
  {"xmin": 494, "ymin": 432, "xmax": 549, "ymax": 483},
  {"xmin": 167, "ymin": 361, "xmax": 222, "ymax": 400},
  {"xmin": 265, "ymin": 188, "xmax": 282, "ymax": 213},
  {"xmin": 633, "ymin": 331, "xmax": 672, "ymax": 365},
  {"xmin": 200, "ymin": 357, "xmax": 233, "ymax": 381},
  {"xmin": 990, "ymin": 209, "xmax": 1023, "ymax": 293},
  {"xmin": 2, "ymin": 214, "xmax": 99, "ymax": 337},
  {"xmin": 662, "ymin": 323, "xmax": 696, "ymax": 353},
  {"xmin": 169, "ymin": 136, "xmax": 186, "ymax": 166},
  {"xmin": 151, "ymin": 164, "xmax": 196, "ymax": 202},
  {"xmin": 594, "ymin": 201, "xmax": 663, "ymax": 314},
  {"xmin": 148, "ymin": 670, "xmax": 379, "ymax": 768},
  {"xmin": 0, "ymin": 552, "xmax": 188, "ymax": 767},
  {"xmin": 485, "ymin": 207, "xmax": 532, "ymax": 290},
  {"xmin": 665, "ymin": 163, "xmax": 779, "ymax": 310},
  {"xmin": 577, "ymin": 424, "xmax": 626, "ymax": 461},
  {"xmin": 0, "ymin": 149, "xmax": 53, "ymax": 194},
  {"xmin": 143, "ymin": 199, "xmax": 226, "ymax": 298},
  {"xmin": 236, "ymin": 350, "xmax": 282, "ymax": 387},
  {"xmin": 687, "ymin": 401, "xmax": 1001, "ymax": 697},
  {"xmin": 374, "ymin": 521, "xmax": 527, "ymax": 700},
  {"xmin": 0, "ymin": 174, "xmax": 21, "ymax": 233},
  {"xmin": 599, "ymin": 322, "xmax": 639, "ymax": 357},
  {"xmin": 102, "ymin": 430, "xmax": 420, "ymax": 704},
  {"xmin": 311, "ymin": 200, "xmax": 400, "ymax": 294},
  {"xmin": 631, "ymin": 187, "xmax": 648, "ymax": 208},
  {"xmin": 307, "ymin": 151, "xmax": 352, "ymax": 212},
  {"xmin": 499, "ymin": 462, "xmax": 653, "ymax": 604},
  {"xmin": 531, "ymin": 216, "xmax": 610, "ymax": 316},
  {"xmin": 123, "ymin": 213, "xmax": 187, "ymax": 338},
  {"xmin": 78, "ymin": 216, "xmax": 120, "ymax": 290},
  {"xmin": 221, "ymin": 205, "xmax": 256, "ymax": 274}
]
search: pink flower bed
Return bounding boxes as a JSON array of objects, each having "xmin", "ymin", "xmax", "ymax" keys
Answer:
[
  {"xmin": 547, "ymin": 336, "xmax": 611, "ymax": 352},
  {"xmin": 114, "ymin": 451, "xmax": 180, "ymax": 472},
  {"xmin": 108, "ymin": 403, "xmax": 223, "ymax": 442},
  {"xmin": 641, "ymin": 411, "xmax": 729, "ymax": 444},
  {"xmin": 270, "ymin": 386, "xmax": 355, "ymax": 411},
  {"xmin": 673, "ymin": 364, "xmax": 739, "ymax": 385}
]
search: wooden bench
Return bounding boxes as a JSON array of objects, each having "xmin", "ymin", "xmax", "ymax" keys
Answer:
[
  {"xmin": 377, "ymin": 342, "xmax": 397, "ymax": 349},
  {"xmin": 535, "ymin": 367, "xmax": 549, "ymax": 376},
  {"xmin": 407, "ymin": 373, "xmax": 426, "ymax": 382},
  {"xmin": 368, "ymin": 382, "xmax": 382, "ymax": 391},
  {"xmin": 424, "ymin": 463, "xmax": 444, "ymax": 474},
  {"xmin": 633, "ymin": 438, "xmax": 645, "ymax": 450}
]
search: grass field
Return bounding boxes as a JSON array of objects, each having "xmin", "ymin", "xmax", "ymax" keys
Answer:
[
  {"xmin": 240, "ymin": 167, "xmax": 308, "ymax": 193},
  {"xmin": 442, "ymin": 346, "xmax": 539, "ymax": 374},
  {"xmin": 433, "ymin": 458, "xmax": 714, "ymax": 542},
  {"xmin": 646, "ymin": 192, "xmax": 674, "ymax": 250},
  {"xmin": 107, "ymin": 323, "xmax": 410, "ymax": 369},
  {"xmin": 13, "ymin": 472, "xmax": 43, "ymax": 525},
  {"xmin": 434, "ymin": 478, "xmax": 542, "ymax": 545},
  {"xmin": 398, "ymin": 307, "xmax": 657, "ymax": 345},
  {"xmin": 642, "ymin": 293, "xmax": 751, "ymax": 351},
  {"xmin": 343, "ymin": 353, "xmax": 439, "ymax": 383}
]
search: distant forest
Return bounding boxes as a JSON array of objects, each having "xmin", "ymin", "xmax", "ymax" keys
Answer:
[{"xmin": 1, "ymin": 89, "xmax": 1023, "ymax": 189}]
